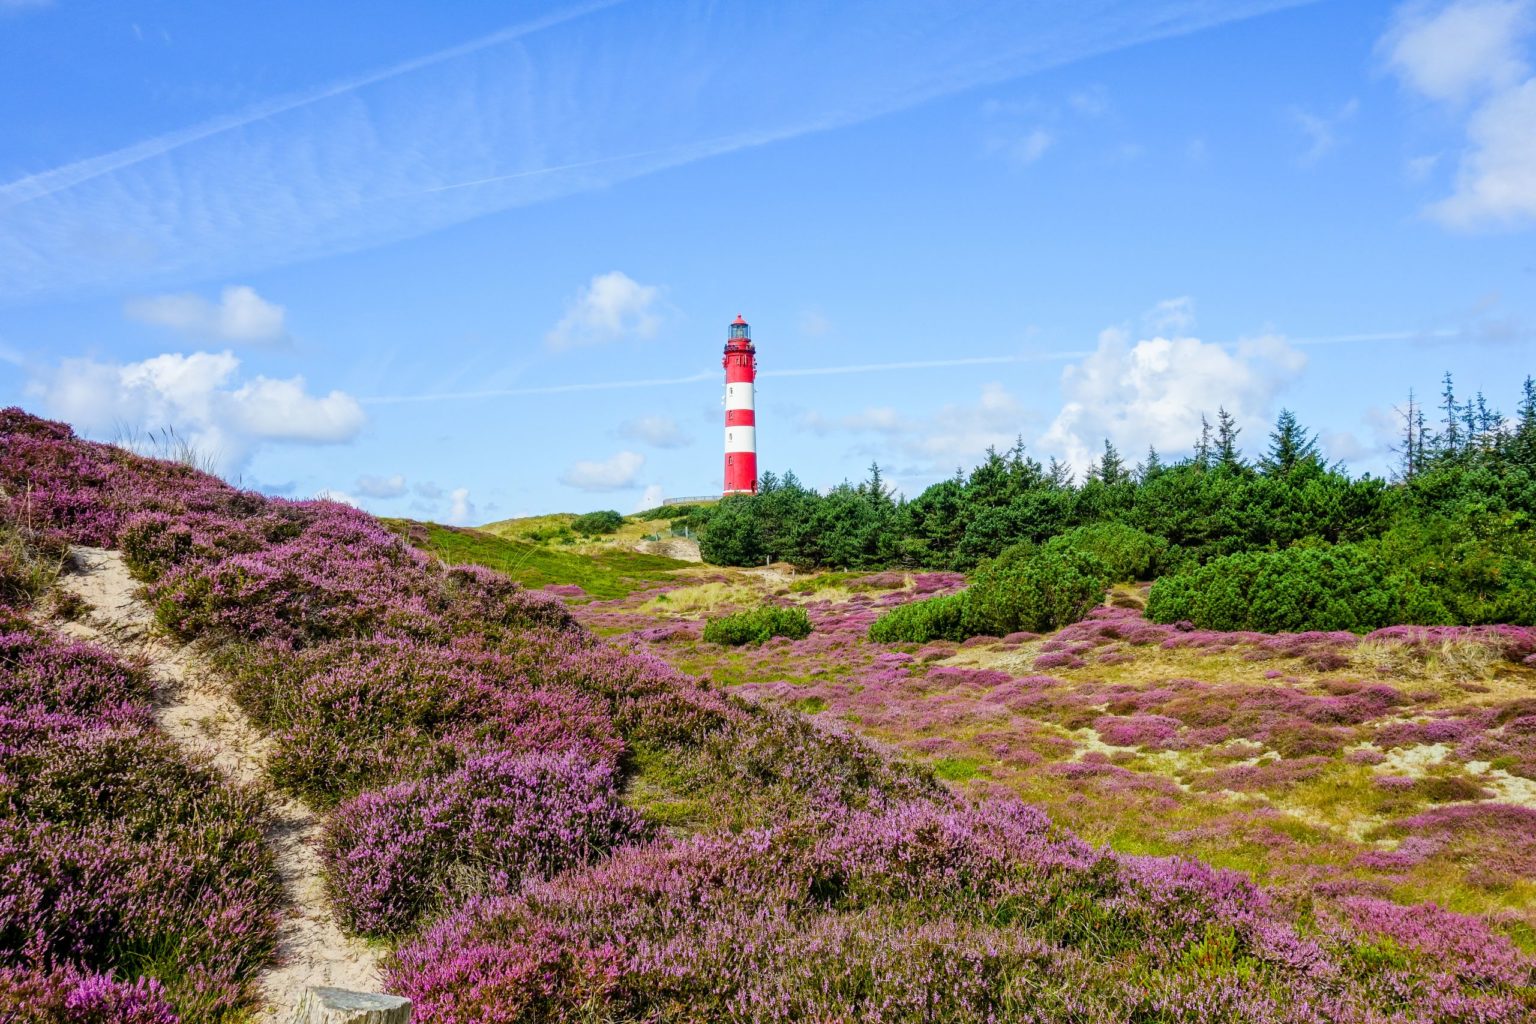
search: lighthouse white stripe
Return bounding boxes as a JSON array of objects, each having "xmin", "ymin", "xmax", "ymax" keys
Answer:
[
  {"xmin": 725, "ymin": 425, "xmax": 756, "ymax": 453},
  {"xmin": 725, "ymin": 381, "xmax": 754, "ymax": 411}
]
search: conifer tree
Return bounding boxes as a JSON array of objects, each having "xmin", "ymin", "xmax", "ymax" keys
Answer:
[
  {"xmin": 1091, "ymin": 439, "xmax": 1128, "ymax": 484},
  {"xmin": 1260, "ymin": 408, "xmax": 1320, "ymax": 477},
  {"xmin": 1193, "ymin": 414, "xmax": 1213, "ymax": 469},
  {"xmin": 1439, "ymin": 371, "xmax": 1461, "ymax": 456},
  {"xmin": 1214, "ymin": 407, "xmax": 1243, "ymax": 469}
]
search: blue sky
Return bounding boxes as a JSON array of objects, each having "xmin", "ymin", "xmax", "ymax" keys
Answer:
[{"xmin": 2, "ymin": 0, "xmax": 1533, "ymax": 522}]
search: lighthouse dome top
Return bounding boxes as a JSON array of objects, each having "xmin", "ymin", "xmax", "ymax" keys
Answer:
[{"xmin": 728, "ymin": 314, "xmax": 750, "ymax": 341}]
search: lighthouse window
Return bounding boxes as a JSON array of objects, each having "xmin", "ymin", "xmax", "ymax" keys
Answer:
[{"xmin": 728, "ymin": 455, "xmax": 734, "ymax": 466}]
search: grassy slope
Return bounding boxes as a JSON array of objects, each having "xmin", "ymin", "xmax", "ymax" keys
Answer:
[{"xmin": 383, "ymin": 518, "xmax": 692, "ymax": 599}]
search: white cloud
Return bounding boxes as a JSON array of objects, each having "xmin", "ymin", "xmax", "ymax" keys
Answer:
[
  {"xmin": 1405, "ymin": 152, "xmax": 1443, "ymax": 180},
  {"xmin": 800, "ymin": 382, "xmax": 1028, "ymax": 471},
  {"xmin": 618, "ymin": 414, "xmax": 692, "ymax": 449},
  {"xmin": 1382, "ymin": 0, "xmax": 1531, "ymax": 103},
  {"xmin": 1143, "ymin": 296, "xmax": 1197, "ymax": 335},
  {"xmin": 1038, "ymin": 319, "xmax": 1307, "ymax": 474},
  {"xmin": 990, "ymin": 128, "xmax": 1055, "ymax": 166},
  {"xmin": 356, "ymin": 473, "xmax": 408, "ymax": 498},
  {"xmin": 560, "ymin": 450, "xmax": 646, "ymax": 491},
  {"xmin": 314, "ymin": 488, "xmax": 362, "ymax": 508},
  {"xmin": 634, "ymin": 483, "xmax": 666, "ymax": 512},
  {"xmin": 1384, "ymin": 1, "xmax": 1536, "ymax": 229},
  {"xmin": 1068, "ymin": 85, "xmax": 1110, "ymax": 117},
  {"xmin": 1289, "ymin": 98, "xmax": 1358, "ymax": 165},
  {"xmin": 447, "ymin": 487, "xmax": 476, "ymax": 525},
  {"xmin": 28, "ymin": 349, "xmax": 364, "ymax": 475},
  {"xmin": 546, "ymin": 272, "xmax": 663, "ymax": 350},
  {"xmin": 1429, "ymin": 77, "xmax": 1536, "ymax": 227},
  {"xmin": 125, "ymin": 285, "xmax": 289, "ymax": 345},
  {"xmin": 799, "ymin": 310, "xmax": 832, "ymax": 337}
]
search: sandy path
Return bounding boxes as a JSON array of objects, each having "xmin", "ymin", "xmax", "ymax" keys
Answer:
[{"xmin": 55, "ymin": 547, "xmax": 383, "ymax": 1018}]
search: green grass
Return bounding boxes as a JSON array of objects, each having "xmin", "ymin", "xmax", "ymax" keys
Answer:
[
  {"xmin": 932, "ymin": 756, "xmax": 985, "ymax": 781},
  {"xmin": 384, "ymin": 519, "xmax": 691, "ymax": 599}
]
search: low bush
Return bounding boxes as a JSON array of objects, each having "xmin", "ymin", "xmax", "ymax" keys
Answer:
[
  {"xmin": 867, "ymin": 592, "xmax": 970, "ymax": 643},
  {"xmin": 1147, "ymin": 544, "xmax": 1405, "ymax": 633},
  {"xmin": 703, "ymin": 605, "xmax": 813, "ymax": 646},
  {"xmin": 867, "ymin": 542, "xmax": 1110, "ymax": 644},
  {"xmin": 1054, "ymin": 522, "xmax": 1167, "ymax": 581},
  {"xmin": 872, "ymin": 543, "xmax": 1112, "ymax": 641},
  {"xmin": 964, "ymin": 539, "xmax": 1110, "ymax": 635},
  {"xmin": 571, "ymin": 510, "xmax": 624, "ymax": 536}
]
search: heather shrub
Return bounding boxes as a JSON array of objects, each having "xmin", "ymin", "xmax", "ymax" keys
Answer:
[
  {"xmin": 390, "ymin": 799, "xmax": 1533, "ymax": 1023},
  {"xmin": 570, "ymin": 510, "xmax": 624, "ymax": 535},
  {"xmin": 702, "ymin": 605, "xmax": 813, "ymax": 646},
  {"xmin": 0, "ymin": 623, "xmax": 281, "ymax": 1022},
  {"xmin": 0, "ymin": 968, "xmax": 179, "ymax": 1024},
  {"xmin": 220, "ymin": 634, "xmax": 623, "ymax": 805},
  {"xmin": 323, "ymin": 751, "xmax": 646, "ymax": 936}
]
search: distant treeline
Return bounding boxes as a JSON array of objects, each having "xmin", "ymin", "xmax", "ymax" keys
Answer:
[{"xmin": 680, "ymin": 374, "xmax": 1536, "ymax": 631}]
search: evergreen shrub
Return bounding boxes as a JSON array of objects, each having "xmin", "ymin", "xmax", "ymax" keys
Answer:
[
  {"xmin": 702, "ymin": 605, "xmax": 813, "ymax": 646},
  {"xmin": 1056, "ymin": 522, "xmax": 1167, "ymax": 581},
  {"xmin": 1147, "ymin": 544, "xmax": 1404, "ymax": 632},
  {"xmin": 571, "ymin": 510, "xmax": 624, "ymax": 536}
]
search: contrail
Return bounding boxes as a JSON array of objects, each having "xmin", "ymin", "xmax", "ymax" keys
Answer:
[
  {"xmin": 362, "ymin": 350, "xmax": 1090, "ymax": 404},
  {"xmin": 1290, "ymin": 328, "xmax": 1461, "ymax": 347},
  {"xmin": 362, "ymin": 370, "xmax": 715, "ymax": 405},
  {"xmin": 358, "ymin": 327, "xmax": 1465, "ymax": 406},
  {"xmin": 0, "ymin": 0, "xmax": 627, "ymax": 210},
  {"xmin": 0, "ymin": 0, "xmax": 1325, "ymax": 302}
]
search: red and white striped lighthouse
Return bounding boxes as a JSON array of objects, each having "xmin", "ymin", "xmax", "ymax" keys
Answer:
[{"xmin": 722, "ymin": 314, "xmax": 758, "ymax": 495}]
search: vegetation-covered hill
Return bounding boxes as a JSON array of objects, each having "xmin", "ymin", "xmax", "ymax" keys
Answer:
[
  {"xmin": 4, "ymin": 407, "xmax": 1535, "ymax": 1023},
  {"xmin": 382, "ymin": 518, "xmax": 692, "ymax": 600}
]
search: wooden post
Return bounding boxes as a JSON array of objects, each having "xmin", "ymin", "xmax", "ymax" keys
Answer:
[{"xmin": 297, "ymin": 988, "xmax": 411, "ymax": 1024}]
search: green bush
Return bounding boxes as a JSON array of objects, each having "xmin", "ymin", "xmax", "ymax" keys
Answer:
[
  {"xmin": 703, "ymin": 605, "xmax": 814, "ymax": 646},
  {"xmin": 1056, "ymin": 522, "xmax": 1167, "ymax": 581},
  {"xmin": 964, "ymin": 539, "xmax": 1111, "ymax": 635},
  {"xmin": 867, "ymin": 592, "xmax": 971, "ymax": 643},
  {"xmin": 571, "ymin": 510, "xmax": 624, "ymax": 536},
  {"xmin": 1146, "ymin": 543, "xmax": 1407, "ymax": 632},
  {"xmin": 868, "ymin": 542, "xmax": 1110, "ymax": 643}
]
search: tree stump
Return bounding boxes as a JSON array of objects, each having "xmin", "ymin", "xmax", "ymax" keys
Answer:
[{"xmin": 297, "ymin": 987, "xmax": 411, "ymax": 1024}]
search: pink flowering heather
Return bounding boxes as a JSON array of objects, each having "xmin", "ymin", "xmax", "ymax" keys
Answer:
[{"xmin": 323, "ymin": 750, "xmax": 648, "ymax": 935}]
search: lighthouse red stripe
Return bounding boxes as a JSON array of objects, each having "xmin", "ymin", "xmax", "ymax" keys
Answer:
[{"xmin": 725, "ymin": 409, "xmax": 755, "ymax": 427}]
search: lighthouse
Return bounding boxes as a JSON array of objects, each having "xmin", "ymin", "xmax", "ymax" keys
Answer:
[{"xmin": 722, "ymin": 314, "xmax": 758, "ymax": 495}]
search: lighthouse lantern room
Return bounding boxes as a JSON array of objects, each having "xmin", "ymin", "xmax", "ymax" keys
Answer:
[{"xmin": 723, "ymin": 314, "xmax": 758, "ymax": 495}]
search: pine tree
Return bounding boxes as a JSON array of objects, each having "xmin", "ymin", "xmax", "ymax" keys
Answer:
[
  {"xmin": 860, "ymin": 461, "xmax": 893, "ymax": 507},
  {"xmin": 1215, "ymin": 407, "xmax": 1243, "ymax": 469},
  {"xmin": 1141, "ymin": 445, "xmax": 1165, "ymax": 480},
  {"xmin": 1515, "ymin": 376, "xmax": 1536, "ymax": 467},
  {"xmin": 1260, "ymin": 408, "xmax": 1320, "ymax": 477},
  {"xmin": 1193, "ymin": 414, "xmax": 1213, "ymax": 469},
  {"xmin": 1095, "ymin": 439, "xmax": 1127, "ymax": 485},
  {"xmin": 1394, "ymin": 390, "xmax": 1420, "ymax": 481},
  {"xmin": 1439, "ymin": 371, "xmax": 1460, "ymax": 456},
  {"xmin": 1046, "ymin": 457, "xmax": 1074, "ymax": 488}
]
